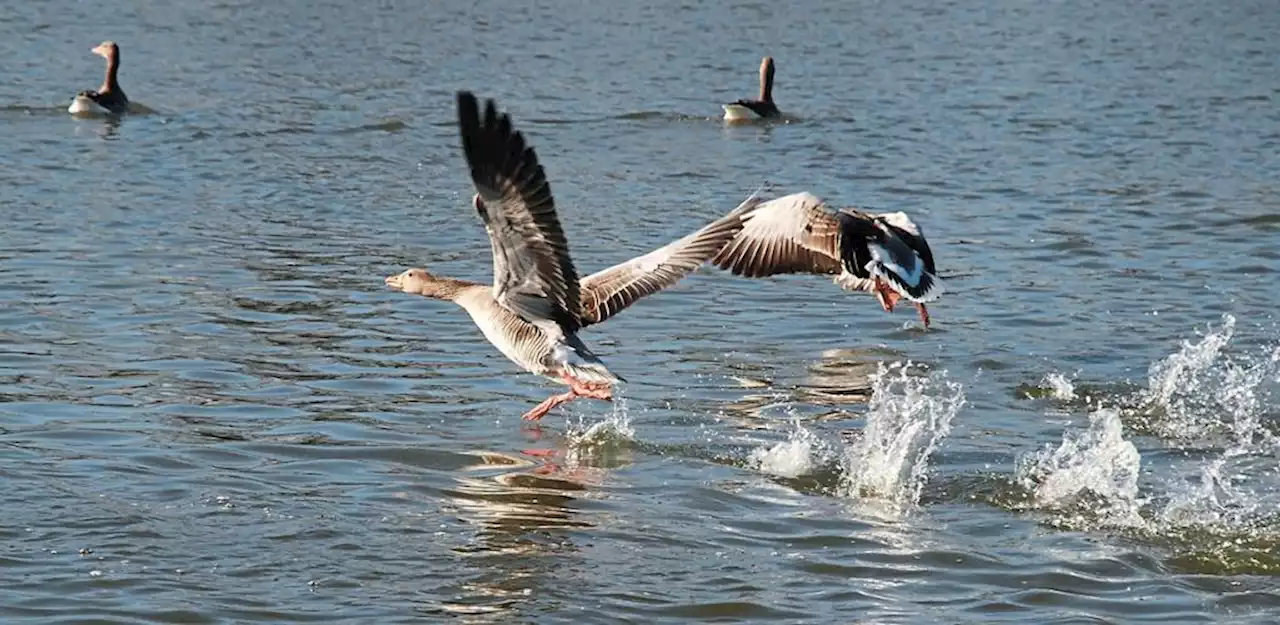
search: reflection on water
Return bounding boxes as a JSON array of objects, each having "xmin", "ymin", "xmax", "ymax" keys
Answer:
[
  {"xmin": 439, "ymin": 415, "xmax": 636, "ymax": 620},
  {"xmin": 799, "ymin": 347, "xmax": 901, "ymax": 405},
  {"xmin": 70, "ymin": 115, "xmax": 120, "ymax": 139},
  {"xmin": 718, "ymin": 346, "xmax": 901, "ymax": 427},
  {"xmin": 441, "ymin": 451, "xmax": 597, "ymax": 620}
]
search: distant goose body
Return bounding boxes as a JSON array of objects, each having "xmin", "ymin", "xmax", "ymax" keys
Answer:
[
  {"xmin": 710, "ymin": 192, "xmax": 943, "ymax": 328},
  {"xmin": 723, "ymin": 56, "xmax": 780, "ymax": 121},
  {"xmin": 386, "ymin": 92, "xmax": 757, "ymax": 422},
  {"xmin": 69, "ymin": 41, "xmax": 128, "ymax": 116}
]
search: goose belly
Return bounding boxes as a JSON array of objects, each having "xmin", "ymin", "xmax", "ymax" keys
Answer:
[{"xmin": 459, "ymin": 302, "xmax": 554, "ymax": 377}]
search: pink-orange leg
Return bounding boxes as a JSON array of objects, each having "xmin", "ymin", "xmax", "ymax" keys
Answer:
[
  {"xmin": 872, "ymin": 278, "xmax": 900, "ymax": 312},
  {"xmin": 873, "ymin": 278, "xmax": 929, "ymax": 329},
  {"xmin": 520, "ymin": 375, "xmax": 615, "ymax": 421},
  {"xmin": 521, "ymin": 390, "xmax": 576, "ymax": 422},
  {"xmin": 916, "ymin": 303, "xmax": 931, "ymax": 329}
]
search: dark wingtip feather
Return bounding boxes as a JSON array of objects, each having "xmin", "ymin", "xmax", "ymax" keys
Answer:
[
  {"xmin": 453, "ymin": 92, "xmax": 579, "ymax": 331},
  {"xmin": 456, "ymin": 91, "xmax": 479, "ymax": 135},
  {"xmin": 456, "ymin": 91, "xmax": 481, "ymax": 169},
  {"xmin": 457, "ymin": 91, "xmax": 546, "ymax": 201}
]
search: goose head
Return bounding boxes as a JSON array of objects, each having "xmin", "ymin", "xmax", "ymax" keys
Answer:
[
  {"xmin": 92, "ymin": 41, "xmax": 119, "ymax": 61},
  {"xmin": 385, "ymin": 268, "xmax": 435, "ymax": 295}
]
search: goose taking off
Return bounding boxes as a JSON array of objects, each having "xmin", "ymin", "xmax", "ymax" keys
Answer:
[
  {"xmin": 723, "ymin": 56, "xmax": 780, "ymax": 121},
  {"xmin": 709, "ymin": 192, "xmax": 943, "ymax": 328},
  {"xmin": 386, "ymin": 92, "xmax": 758, "ymax": 421},
  {"xmin": 69, "ymin": 41, "xmax": 128, "ymax": 115}
]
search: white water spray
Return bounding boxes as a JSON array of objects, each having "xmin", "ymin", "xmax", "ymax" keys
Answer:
[
  {"xmin": 841, "ymin": 362, "xmax": 965, "ymax": 513},
  {"xmin": 1016, "ymin": 408, "xmax": 1144, "ymax": 528},
  {"xmin": 1042, "ymin": 372, "xmax": 1078, "ymax": 402},
  {"xmin": 749, "ymin": 422, "xmax": 825, "ymax": 478},
  {"xmin": 1021, "ymin": 315, "xmax": 1280, "ymax": 570}
]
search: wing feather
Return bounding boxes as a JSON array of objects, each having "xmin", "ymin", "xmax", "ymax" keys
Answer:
[
  {"xmin": 457, "ymin": 92, "xmax": 581, "ymax": 334},
  {"xmin": 577, "ymin": 193, "xmax": 758, "ymax": 326},
  {"xmin": 710, "ymin": 192, "xmax": 843, "ymax": 277}
]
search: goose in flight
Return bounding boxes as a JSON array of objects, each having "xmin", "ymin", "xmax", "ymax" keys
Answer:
[
  {"xmin": 386, "ymin": 92, "xmax": 757, "ymax": 421},
  {"xmin": 709, "ymin": 192, "xmax": 943, "ymax": 327}
]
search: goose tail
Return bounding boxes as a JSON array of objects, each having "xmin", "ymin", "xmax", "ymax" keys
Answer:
[
  {"xmin": 554, "ymin": 336, "xmax": 625, "ymax": 385},
  {"xmin": 867, "ymin": 261, "xmax": 944, "ymax": 303}
]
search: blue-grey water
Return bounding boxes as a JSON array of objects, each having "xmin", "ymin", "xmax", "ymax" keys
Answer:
[{"xmin": 4, "ymin": 0, "xmax": 1280, "ymax": 622}]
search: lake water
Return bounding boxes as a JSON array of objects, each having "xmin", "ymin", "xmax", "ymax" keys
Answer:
[{"xmin": 3, "ymin": 0, "xmax": 1279, "ymax": 622}]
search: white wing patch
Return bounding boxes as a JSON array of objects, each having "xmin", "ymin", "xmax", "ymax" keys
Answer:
[{"xmin": 875, "ymin": 211, "xmax": 922, "ymax": 237}]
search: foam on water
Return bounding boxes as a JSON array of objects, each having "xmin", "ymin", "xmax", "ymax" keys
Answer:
[{"xmin": 841, "ymin": 362, "xmax": 965, "ymax": 514}]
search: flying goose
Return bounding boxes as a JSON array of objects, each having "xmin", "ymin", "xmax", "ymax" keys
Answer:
[
  {"xmin": 386, "ymin": 92, "xmax": 758, "ymax": 421},
  {"xmin": 68, "ymin": 41, "xmax": 129, "ymax": 115},
  {"xmin": 709, "ymin": 192, "xmax": 943, "ymax": 327},
  {"xmin": 723, "ymin": 56, "xmax": 780, "ymax": 122}
]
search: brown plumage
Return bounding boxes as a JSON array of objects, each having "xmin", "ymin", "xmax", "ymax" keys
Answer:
[
  {"xmin": 710, "ymin": 192, "xmax": 943, "ymax": 328},
  {"xmin": 69, "ymin": 41, "xmax": 128, "ymax": 115}
]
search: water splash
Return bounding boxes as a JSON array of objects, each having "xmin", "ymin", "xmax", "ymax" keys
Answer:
[
  {"xmin": 841, "ymin": 362, "xmax": 965, "ymax": 513},
  {"xmin": 1014, "ymin": 316, "xmax": 1280, "ymax": 573},
  {"xmin": 1016, "ymin": 408, "xmax": 1144, "ymax": 528},
  {"xmin": 1159, "ymin": 456, "xmax": 1256, "ymax": 528},
  {"xmin": 1042, "ymin": 372, "xmax": 1078, "ymax": 402},
  {"xmin": 749, "ymin": 421, "xmax": 825, "ymax": 479},
  {"xmin": 566, "ymin": 399, "xmax": 634, "ymax": 444},
  {"xmin": 1138, "ymin": 314, "xmax": 1279, "ymax": 448},
  {"xmin": 562, "ymin": 399, "xmax": 635, "ymax": 469}
]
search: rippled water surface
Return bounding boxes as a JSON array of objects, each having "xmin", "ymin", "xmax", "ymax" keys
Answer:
[{"xmin": 4, "ymin": 0, "xmax": 1280, "ymax": 622}]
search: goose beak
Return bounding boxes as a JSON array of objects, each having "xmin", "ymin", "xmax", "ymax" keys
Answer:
[{"xmin": 384, "ymin": 274, "xmax": 402, "ymax": 289}]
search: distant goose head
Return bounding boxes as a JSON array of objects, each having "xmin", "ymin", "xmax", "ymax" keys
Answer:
[
  {"xmin": 69, "ymin": 40, "xmax": 129, "ymax": 116},
  {"xmin": 92, "ymin": 41, "xmax": 119, "ymax": 63},
  {"xmin": 723, "ymin": 56, "xmax": 780, "ymax": 122}
]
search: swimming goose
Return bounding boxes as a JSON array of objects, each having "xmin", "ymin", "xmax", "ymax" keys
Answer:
[
  {"xmin": 386, "ymin": 92, "xmax": 758, "ymax": 421},
  {"xmin": 723, "ymin": 56, "xmax": 780, "ymax": 122},
  {"xmin": 68, "ymin": 41, "xmax": 129, "ymax": 115},
  {"xmin": 709, "ymin": 192, "xmax": 943, "ymax": 328}
]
